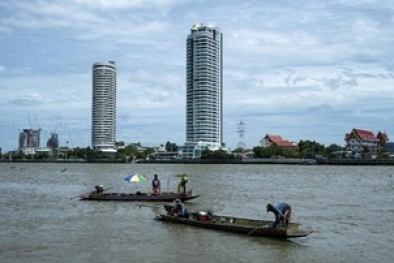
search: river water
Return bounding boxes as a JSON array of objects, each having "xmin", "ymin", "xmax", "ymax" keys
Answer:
[{"xmin": 0, "ymin": 163, "xmax": 393, "ymax": 263}]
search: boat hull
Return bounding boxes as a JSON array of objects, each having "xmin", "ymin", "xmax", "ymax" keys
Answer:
[
  {"xmin": 156, "ymin": 213, "xmax": 312, "ymax": 238},
  {"xmin": 79, "ymin": 190, "xmax": 199, "ymax": 202}
]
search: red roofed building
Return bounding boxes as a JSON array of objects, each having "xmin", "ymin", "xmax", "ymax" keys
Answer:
[
  {"xmin": 345, "ymin": 128, "xmax": 383, "ymax": 155},
  {"xmin": 260, "ymin": 134, "xmax": 298, "ymax": 150}
]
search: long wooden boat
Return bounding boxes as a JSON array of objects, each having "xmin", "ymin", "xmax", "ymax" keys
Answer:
[
  {"xmin": 79, "ymin": 189, "xmax": 199, "ymax": 202},
  {"xmin": 155, "ymin": 212, "xmax": 312, "ymax": 238}
]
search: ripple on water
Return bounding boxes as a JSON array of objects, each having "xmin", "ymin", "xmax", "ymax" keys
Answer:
[{"xmin": 0, "ymin": 163, "xmax": 393, "ymax": 262}]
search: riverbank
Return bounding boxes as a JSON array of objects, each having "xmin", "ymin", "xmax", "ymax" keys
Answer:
[
  {"xmin": 316, "ymin": 158, "xmax": 394, "ymax": 165},
  {"xmin": 2, "ymin": 157, "xmax": 394, "ymax": 165},
  {"xmin": 0, "ymin": 158, "xmax": 314, "ymax": 164}
]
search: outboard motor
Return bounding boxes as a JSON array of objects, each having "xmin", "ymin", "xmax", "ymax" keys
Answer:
[
  {"xmin": 207, "ymin": 210, "xmax": 214, "ymax": 220},
  {"xmin": 94, "ymin": 185, "xmax": 104, "ymax": 193}
]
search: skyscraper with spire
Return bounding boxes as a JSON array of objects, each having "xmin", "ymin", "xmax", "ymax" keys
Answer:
[
  {"xmin": 185, "ymin": 23, "xmax": 223, "ymax": 150},
  {"xmin": 91, "ymin": 61, "xmax": 116, "ymax": 150}
]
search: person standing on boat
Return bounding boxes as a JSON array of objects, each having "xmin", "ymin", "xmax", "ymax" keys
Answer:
[
  {"xmin": 177, "ymin": 174, "xmax": 189, "ymax": 194},
  {"xmin": 266, "ymin": 202, "xmax": 292, "ymax": 229},
  {"xmin": 151, "ymin": 174, "xmax": 161, "ymax": 195},
  {"xmin": 170, "ymin": 198, "xmax": 189, "ymax": 218}
]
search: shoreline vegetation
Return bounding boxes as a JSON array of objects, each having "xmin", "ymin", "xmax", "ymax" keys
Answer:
[{"xmin": 2, "ymin": 158, "xmax": 394, "ymax": 165}]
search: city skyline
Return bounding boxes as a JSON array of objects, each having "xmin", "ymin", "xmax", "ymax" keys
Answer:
[{"xmin": 1, "ymin": 1, "xmax": 394, "ymax": 152}]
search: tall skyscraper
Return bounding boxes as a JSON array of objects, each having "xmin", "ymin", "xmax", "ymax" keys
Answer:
[
  {"xmin": 186, "ymin": 23, "xmax": 223, "ymax": 149},
  {"xmin": 92, "ymin": 61, "xmax": 117, "ymax": 150}
]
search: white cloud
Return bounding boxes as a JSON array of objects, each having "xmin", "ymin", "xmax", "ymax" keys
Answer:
[{"xmin": 71, "ymin": 0, "xmax": 185, "ymax": 10}]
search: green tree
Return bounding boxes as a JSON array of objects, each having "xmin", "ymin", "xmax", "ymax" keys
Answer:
[
  {"xmin": 378, "ymin": 147, "xmax": 390, "ymax": 158},
  {"xmin": 325, "ymin": 144, "xmax": 344, "ymax": 156},
  {"xmin": 201, "ymin": 149, "xmax": 235, "ymax": 159},
  {"xmin": 35, "ymin": 151, "xmax": 50, "ymax": 160},
  {"xmin": 298, "ymin": 140, "xmax": 325, "ymax": 158},
  {"xmin": 165, "ymin": 141, "xmax": 178, "ymax": 151},
  {"xmin": 115, "ymin": 141, "xmax": 125, "ymax": 146},
  {"xmin": 253, "ymin": 146, "xmax": 277, "ymax": 158},
  {"xmin": 232, "ymin": 147, "xmax": 245, "ymax": 153}
]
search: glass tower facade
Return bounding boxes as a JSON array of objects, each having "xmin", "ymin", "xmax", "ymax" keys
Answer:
[
  {"xmin": 186, "ymin": 23, "xmax": 223, "ymax": 149},
  {"xmin": 91, "ymin": 61, "xmax": 116, "ymax": 150},
  {"xmin": 18, "ymin": 129, "xmax": 41, "ymax": 149}
]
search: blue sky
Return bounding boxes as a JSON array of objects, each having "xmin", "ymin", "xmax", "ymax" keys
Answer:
[{"xmin": 1, "ymin": 0, "xmax": 394, "ymax": 152}]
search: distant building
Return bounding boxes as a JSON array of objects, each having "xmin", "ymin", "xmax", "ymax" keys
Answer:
[
  {"xmin": 19, "ymin": 129, "xmax": 41, "ymax": 153},
  {"xmin": 185, "ymin": 23, "xmax": 223, "ymax": 149},
  {"xmin": 153, "ymin": 151, "xmax": 180, "ymax": 160},
  {"xmin": 260, "ymin": 134, "xmax": 298, "ymax": 150},
  {"xmin": 344, "ymin": 128, "xmax": 388, "ymax": 156},
  {"xmin": 35, "ymin": 147, "xmax": 52, "ymax": 157},
  {"xmin": 47, "ymin": 132, "xmax": 59, "ymax": 149},
  {"xmin": 92, "ymin": 61, "xmax": 117, "ymax": 150},
  {"xmin": 181, "ymin": 141, "xmax": 211, "ymax": 159}
]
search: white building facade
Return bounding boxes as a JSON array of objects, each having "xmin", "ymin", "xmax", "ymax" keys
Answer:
[
  {"xmin": 91, "ymin": 61, "xmax": 117, "ymax": 150},
  {"xmin": 185, "ymin": 23, "xmax": 223, "ymax": 157}
]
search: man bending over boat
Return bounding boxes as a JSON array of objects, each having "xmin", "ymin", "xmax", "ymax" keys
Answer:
[
  {"xmin": 266, "ymin": 202, "xmax": 292, "ymax": 229},
  {"xmin": 151, "ymin": 174, "xmax": 161, "ymax": 195},
  {"xmin": 170, "ymin": 199, "xmax": 189, "ymax": 218}
]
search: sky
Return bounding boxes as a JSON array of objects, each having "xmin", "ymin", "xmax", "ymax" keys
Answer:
[{"xmin": 1, "ymin": 0, "xmax": 394, "ymax": 152}]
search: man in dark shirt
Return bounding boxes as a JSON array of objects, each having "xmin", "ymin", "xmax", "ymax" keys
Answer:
[{"xmin": 151, "ymin": 174, "xmax": 161, "ymax": 194}]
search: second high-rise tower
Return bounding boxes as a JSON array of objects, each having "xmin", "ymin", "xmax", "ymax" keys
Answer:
[{"xmin": 186, "ymin": 23, "xmax": 223, "ymax": 149}]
